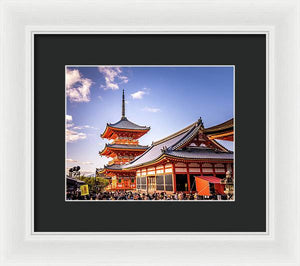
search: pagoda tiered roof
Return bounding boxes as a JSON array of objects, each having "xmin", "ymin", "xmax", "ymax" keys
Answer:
[
  {"xmin": 107, "ymin": 143, "xmax": 148, "ymax": 149},
  {"xmin": 109, "ymin": 117, "xmax": 150, "ymax": 131},
  {"xmin": 97, "ymin": 164, "xmax": 136, "ymax": 177},
  {"xmin": 101, "ymin": 117, "xmax": 150, "ymax": 139},
  {"xmin": 100, "ymin": 143, "xmax": 148, "ymax": 156},
  {"xmin": 102, "ymin": 164, "xmax": 124, "ymax": 170}
]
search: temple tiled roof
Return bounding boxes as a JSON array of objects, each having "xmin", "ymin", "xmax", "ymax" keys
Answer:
[
  {"xmin": 101, "ymin": 163, "xmax": 139, "ymax": 171},
  {"xmin": 104, "ymin": 164, "xmax": 124, "ymax": 170},
  {"xmin": 125, "ymin": 129, "xmax": 190, "ymax": 168},
  {"xmin": 106, "ymin": 144, "xmax": 148, "ymax": 150},
  {"xmin": 108, "ymin": 117, "xmax": 150, "ymax": 131},
  {"xmin": 171, "ymin": 123, "xmax": 202, "ymax": 150},
  {"xmin": 124, "ymin": 118, "xmax": 233, "ymax": 169},
  {"xmin": 100, "ymin": 164, "xmax": 129, "ymax": 171},
  {"xmin": 166, "ymin": 147, "xmax": 233, "ymax": 160}
]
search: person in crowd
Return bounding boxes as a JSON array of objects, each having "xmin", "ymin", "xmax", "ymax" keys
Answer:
[{"xmin": 66, "ymin": 188, "xmax": 223, "ymax": 201}]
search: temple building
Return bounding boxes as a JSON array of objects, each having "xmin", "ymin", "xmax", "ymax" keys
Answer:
[
  {"xmin": 123, "ymin": 118, "xmax": 234, "ymax": 195},
  {"xmin": 96, "ymin": 89, "xmax": 150, "ymax": 190}
]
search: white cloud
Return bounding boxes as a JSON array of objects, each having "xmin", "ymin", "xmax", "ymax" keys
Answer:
[
  {"xmin": 131, "ymin": 88, "xmax": 150, "ymax": 99},
  {"xmin": 142, "ymin": 106, "xmax": 161, "ymax": 113},
  {"xmin": 66, "ymin": 69, "xmax": 92, "ymax": 102},
  {"xmin": 67, "ymin": 158, "xmax": 78, "ymax": 163},
  {"xmin": 67, "ymin": 158, "xmax": 94, "ymax": 165},
  {"xmin": 67, "ymin": 159, "xmax": 94, "ymax": 165},
  {"xmin": 66, "ymin": 115, "xmax": 72, "ymax": 122},
  {"xmin": 98, "ymin": 66, "xmax": 128, "ymax": 90},
  {"xmin": 81, "ymin": 161, "xmax": 94, "ymax": 165},
  {"xmin": 73, "ymin": 125, "xmax": 98, "ymax": 130},
  {"xmin": 66, "ymin": 115, "xmax": 74, "ymax": 128},
  {"xmin": 131, "ymin": 90, "xmax": 146, "ymax": 99},
  {"xmin": 66, "ymin": 123, "xmax": 74, "ymax": 128},
  {"xmin": 66, "ymin": 69, "xmax": 80, "ymax": 89},
  {"xmin": 119, "ymin": 75, "xmax": 129, "ymax": 83},
  {"xmin": 66, "ymin": 129, "xmax": 87, "ymax": 143},
  {"xmin": 65, "ymin": 115, "xmax": 96, "ymax": 143}
]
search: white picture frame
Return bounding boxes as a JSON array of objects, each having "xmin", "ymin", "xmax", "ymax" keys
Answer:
[{"xmin": 0, "ymin": 0, "xmax": 299, "ymax": 265}]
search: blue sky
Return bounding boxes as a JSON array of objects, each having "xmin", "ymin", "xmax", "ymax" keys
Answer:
[{"xmin": 66, "ymin": 66, "xmax": 234, "ymax": 175}]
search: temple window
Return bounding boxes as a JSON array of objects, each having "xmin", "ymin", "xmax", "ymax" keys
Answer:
[
  {"xmin": 164, "ymin": 174, "xmax": 173, "ymax": 191},
  {"xmin": 156, "ymin": 175, "xmax": 164, "ymax": 191}
]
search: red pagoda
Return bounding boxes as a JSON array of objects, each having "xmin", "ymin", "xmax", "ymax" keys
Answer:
[{"xmin": 97, "ymin": 89, "xmax": 150, "ymax": 190}]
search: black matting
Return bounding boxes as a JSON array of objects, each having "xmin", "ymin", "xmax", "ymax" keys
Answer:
[{"xmin": 34, "ymin": 34, "xmax": 266, "ymax": 232}]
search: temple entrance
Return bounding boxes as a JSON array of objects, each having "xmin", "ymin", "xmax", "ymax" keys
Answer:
[
  {"xmin": 189, "ymin": 174, "xmax": 197, "ymax": 192},
  {"xmin": 176, "ymin": 174, "xmax": 188, "ymax": 191},
  {"xmin": 147, "ymin": 176, "xmax": 156, "ymax": 193}
]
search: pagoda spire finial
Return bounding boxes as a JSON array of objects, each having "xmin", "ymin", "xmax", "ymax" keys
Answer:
[{"xmin": 122, "ymin": 89, "xmax": 125, "ymax": 118}]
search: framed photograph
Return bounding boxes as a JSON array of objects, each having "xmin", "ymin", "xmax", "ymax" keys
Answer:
[
  {"xmin": 34, "ymin": 34, "xmax": 265, "ymax": 232},
  {"xmin": 1, "ymin": 0, "xmax": 299, "ymax": 265},
  {"xmin": 66, "ymin": 65, "xmax": 235, "ymax": 202}
]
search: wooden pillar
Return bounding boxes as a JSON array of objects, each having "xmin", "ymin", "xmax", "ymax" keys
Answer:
[
  {"xmin": 172, "ymin": 163, "xmax": 176, "ymax": 193},
  {"xmin": 146, "ymin": 168, "xmax": 149, "ymax": 194},
  {"xmin": 212, "ymin": 162, "xmax": 216, "ymax": 177},
  {"xmin": 200, "ymin": 162, "xmax": 203, "ymax": 176},
  {"xmin": 163, "ymin": 164, "xmax": 166, "ymax": 192},
  {"xmin": 154, "ymin": 166, "xmax": 156, "ymax": 192},
  {"xmin": 186, "ymin": 163, "xmax": 191, "ymax": 192}
]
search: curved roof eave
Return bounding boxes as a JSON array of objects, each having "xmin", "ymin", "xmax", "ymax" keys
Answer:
[
  {"xmin": 123, "ymin": 153, "xmax": 167, "ymax": 170},
  {"xmin": 109, "ymin": 124, "xmax": 150, "ymax": 131},
  {"xmin": 100, "ymin": 123, "xmax": 111, "ymax": 138},
  {"xmin": 108, "ymin": 116, "xmax": 150, "ymax": 131},
  {"xmin": 107, "ymin": 143, "xmax": 148, "ymax": 149},
  {"xmin": 204, "ymin": 118, "xmax": 233, "ymax": 134},
  {"xmin": 99, "ymin": 143, "xmax": 109, "ymax": 155}
]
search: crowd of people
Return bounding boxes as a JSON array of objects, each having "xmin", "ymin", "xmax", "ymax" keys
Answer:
[{"xmin": 66, "ymin": 189, "xmax": 227, "ymax": 201}]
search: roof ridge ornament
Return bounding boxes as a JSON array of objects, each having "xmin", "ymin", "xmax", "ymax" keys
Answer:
[
  {"xmin": 197, "ymin": 117, "xmax": 204, "ymax": 130},
  {"xmin": 161, "ymin": 146, "xmax": 168, "ymax": 153}
]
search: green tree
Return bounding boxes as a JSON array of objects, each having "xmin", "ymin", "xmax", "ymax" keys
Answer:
[
  {"xmin": 96, "ymin": 177, "xmax": 110, "ymax": 191},
  {"xmin": 78, "ymin": 176, "xmax": 109, "ymax": 192}
]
